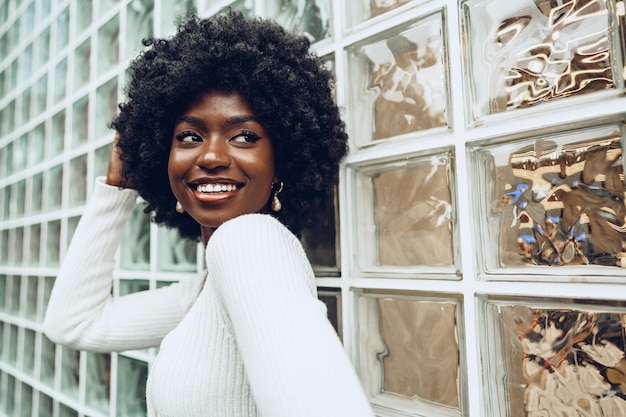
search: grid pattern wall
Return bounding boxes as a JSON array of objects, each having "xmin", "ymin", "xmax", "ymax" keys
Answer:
[{"xmin": 1, "ymin": 0, "xmax": 625, "ymax": 416}]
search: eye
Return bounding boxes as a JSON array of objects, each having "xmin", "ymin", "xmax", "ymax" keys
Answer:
[
  {"xmin": 230, "ymin": 131, "xmax": 261, "ymax": 144},
  {"xmin": 175, "ymin": 131, "xmax": 202, "ymax": 142}
]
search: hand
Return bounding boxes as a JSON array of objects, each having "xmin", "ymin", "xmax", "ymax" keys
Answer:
[{"xmin": 105, "ymin": 131, "xmax": 134, "ymax": 188}]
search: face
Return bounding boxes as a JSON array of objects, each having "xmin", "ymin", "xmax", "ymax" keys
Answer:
[{"xmin": 168, "ymin": 90, "xmax": 277, "ymax": 244}]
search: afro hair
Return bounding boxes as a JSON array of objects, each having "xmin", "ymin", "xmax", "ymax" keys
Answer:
[{"xmin": 111, "ymin": 10, "xmax": 347, "ymax": 240}]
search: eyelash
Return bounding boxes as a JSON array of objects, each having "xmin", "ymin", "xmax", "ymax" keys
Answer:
[{"xmin": 174, "ymin": 130, "xmax": 261, "ymax": 143}]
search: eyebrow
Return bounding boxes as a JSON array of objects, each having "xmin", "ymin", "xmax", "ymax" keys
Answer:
[{"xmin": 174, "ymin": 115, "xmax": 262, "ymax": 129}]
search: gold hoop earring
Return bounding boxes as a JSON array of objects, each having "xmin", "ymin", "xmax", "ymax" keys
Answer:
[
  {"xmin": 175, "ymin": 201, "xmax": 184, "ymax": 213},
  {"xmin": 271, "ymin": 181, "xmax": 283, "ymax": 212}
]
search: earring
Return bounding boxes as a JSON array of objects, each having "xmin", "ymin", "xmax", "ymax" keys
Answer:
[
  {"xmin": 175, "ymin": 201, "xmax": 184, "ymax": 213},
  {"xmin": 271, "ymin": 181, "xmax": 284, "ymax": 212}
]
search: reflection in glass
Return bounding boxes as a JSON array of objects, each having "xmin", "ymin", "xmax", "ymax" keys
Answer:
[
  {"xmin": 473, "ymin": 124, "xmax": 626, "ymax": 271},
  {"xmin": 462, "ymin": 0, "xmax": 615, "ymax": 122},
  {"xmin": 86, "ymin": 352, "xmax": 111, "ymax": 413},
  {"xmin": 346, "ymin": 0, "xmax": 424, "ymax": 27},
  {"xmin": 480, "ymin": 295, "xmax": 626, "ymax": 417},
  {"xmin": 356, "ymin": 290, "xmax": 462, "ymax": 415},
  {"xmin": 347, "ymin": 13, "xmax": 447, "ymax": 146},
  {"xmin": 354, "ymin": 152, "xmax": 456, "ymax": 273},
  {"xmin": 156, "ymin": 227, "xmax": 197, "ymax": 272},
  {"xmin": 121, "ymin": 204, "xmax": 151, "ymax": 270},
  {"xmin": 116, "ymin": 356, "xmax": 148, "ymax": 417},
  {"xmin": 266, "ymin": 0, "xmax": 331, "ymax": 42}
]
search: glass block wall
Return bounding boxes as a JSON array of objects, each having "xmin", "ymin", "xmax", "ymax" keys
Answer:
[{"xmin": 1, "ymin": 0, "xmax": 625, "ymax": 416}]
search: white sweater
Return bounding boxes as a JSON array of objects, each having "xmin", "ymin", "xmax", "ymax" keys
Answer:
[{"xmin": 43, "ymin": 178, "xmax": 374, "ymax": 417}]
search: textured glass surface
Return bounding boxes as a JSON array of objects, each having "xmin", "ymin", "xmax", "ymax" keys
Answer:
[
  {"xmin": 11, "ymin": 227, "xmax": 23, "ymax": 265},
  {"xmin": 472, "ymin": 124, "xmax": 626, "ymax": 273},
  {"xmin": 318, "ymin": 288, "xmax": 341, "ymax": 337},
  {"xmin": 69, "ymin": 155, "xmax": 87, "ymax": 207},
  {"xmin": 116, "ymin": 356, "xmax": 148, "ymax": 417},
  {"xmin": 22, "ymin": 87, "xmax": 31, "ymax": 122},
  {"xmin": 53, "ymin": 58, "xmax": 68, "ymax": 103},
  {"xmin": 347, "ymin": 12, "xmax": 447, "ymax": 146},
  {"xmin": 480, "ymin": 295, "xmax": 626, "ymax": 417},
  {"xmin": 95, "ymin": 79, "xmax": 118, "ymax": 139},
  {"xmin": 462, "ymin": 0, "xmax": 617, "ymax": 123},
  {"xmin": 94, "ymin": 144, "xmax": 111, "ymax": 178},
  {"xmin": 24, "ymin": 276, "xmax": 37, "ymax": 319},
  {"xmin": 29, "ymin": 124, "xmax": 45, "ymax": 167},
  {"xmin": 28, "ymin": 224, "xmax": 41, "ymax": 266},
  {"xmin": 34, "ymin": 74, "xmax": 47, "ymax": 115},
  {"xmin": 156, "ymin": 227, "xmax": 197, "ymax": 272},
  {"xmin": 47, "ymin": 165, "xmax": 63, "ymax": 209},
  {"xmin": 60, "ymin": 347, "xmax": 80, "ymax": 398},
  {"xmin": 16, "ymin": 179, "xmax": 25, "ymax": 217},
  {"xmin": 356, "ymin": 290, "xmax": 462, "ymax": 415},
  {"xmin": 40, "ymin": 335, "xmax": 56, "ymax": 385},
  {"xmin": 119, "ymin": 279, "xmax": 150, "ymax": 296},
  {"xmin": 38, "ymin": 393, "xmax": 53, "ymax": 417},
  {"xmin": 55, "ymin": 7, "xmax": 70, "ymax": 53},
  {"xmin": 97, "ymin": 16, "xmax": 120, "ymax": 76},
  {"xmin": 120, "ymin": 204, "xmax": 151, "ymax": 270},
  {"xmin": 71, "ymin": 96, "xmax": 89, "ymax": 148},
  {"xmin": 22, "ymin": 329, "xmax": 36, "ymax": 374},
  {"xmin": 161, "ymin": 0, "xmax": 196, "ymax": 35},
  {"xmin": 74, "ymin": 39, "xmax": 91, "ymax": 91},
  {"xmin": 46, "ymin": 220, "xmax": 61, "ymax": 267},
  {"xmin": 36, "ymin": 27, "xmax": 50, "ymax": 68},
  {"xmin": 300, "ymin": 189, "xmax": 339, "ymax": 273},
  {"xmin": 126, "ymin": 0, "xmax": 154, "ymax": 60},
  {"xmin": 354, "ymin": 152, "xmax": 456, "ymax": 273},
  {"xmin": 76, "ymin": 0, "xmax": 93, "ymax": 34},
  {"xmin": 50, "ymin": 111, "xmax": 65, "ymax": 157},
  {"xmin": 266, "ymin": 0, "xmax": 332, "ymax": 42},
  {"xmin": 345, "ymin": 0, "xmax": 426, "ymax": 27},
  {"xmin": 85, "ymin": 352, "xmax": 111, "ymax": 412}
]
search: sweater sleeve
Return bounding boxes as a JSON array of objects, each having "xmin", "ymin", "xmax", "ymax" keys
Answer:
[
  {"xmin": 206, "ymin": 214, "xmax": 374, "ymax": 417},
  {"xmin": 43, "ymin": 177, "xmax": 205, "ymax": 353}
]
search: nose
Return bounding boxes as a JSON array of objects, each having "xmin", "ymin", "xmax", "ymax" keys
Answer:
[{"xmin": 198, "ymin": 137, "xmax": 231, "ymax": 170}]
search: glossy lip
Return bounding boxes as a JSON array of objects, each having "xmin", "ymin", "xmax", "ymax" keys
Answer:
[{"xmin": 187, "ymin": 176, "xmax": 244, "ymax": 204}]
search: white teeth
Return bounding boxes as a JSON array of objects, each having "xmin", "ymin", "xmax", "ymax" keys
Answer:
[{"xmin": 197, "ymin": 183, "xmax": 236, "ymax": 193}]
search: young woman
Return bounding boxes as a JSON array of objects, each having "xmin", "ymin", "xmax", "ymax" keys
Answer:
[{"xmin": 43, "ymin": 10, "xmax": 374, "ymax": 417}]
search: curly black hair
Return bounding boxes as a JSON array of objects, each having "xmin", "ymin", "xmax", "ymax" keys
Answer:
[{"xmin": 111, "ymin": 10, "xmax": 347, "ymax": 241}]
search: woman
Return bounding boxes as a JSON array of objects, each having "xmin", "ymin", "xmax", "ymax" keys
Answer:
[{"xmin": 43, "ymin": 10, "xmax": 374, "ymax": 417}]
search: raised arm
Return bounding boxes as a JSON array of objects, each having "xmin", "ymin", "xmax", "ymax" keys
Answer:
[{"xmin": 206, "ymin": 214, "xmax": 374, "ymax": 417}]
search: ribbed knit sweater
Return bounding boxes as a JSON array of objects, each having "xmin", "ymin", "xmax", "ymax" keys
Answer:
[{"xmin": 43, "ymin": 178, "xmax": 374, "ymax": 417}]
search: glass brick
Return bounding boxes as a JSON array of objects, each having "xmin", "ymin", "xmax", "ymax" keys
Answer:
[
  {"xmin": 7, "ymin": 275, "xmax": 19, "ymax": 314},
  {"xmin": 94, "ymin": 143, "xmax": 111, "ymax": 179},
  {"xmin": 97, "ymin": 16, "xmax": 120, "ymax": 77},
  {"xmin": 28, "ymin": 124, "xmax": 45, "ymax": 168},
  {"xmin": 85, "ymin": 352, "xmax": 111, "ymax": 413},
  {"xmin": 60, "ymin": 346, "xmax": 80, "ymax": 398},
  {"xmin": 160, "ymin": 0, "xmax": 195, "ymax": 36},
  {"xmin": 125, "ymin": 0, "xmax": 154, "ymax": 61},
  {"xmin": 31, "ymin": 173, "xmax": 43, "ymax": 214},
  {"xmin": 15, "ymin": 179, "xmax": 26, "ymax": 217},
  {"xmin": 470, "ymin": 123, "xmax": 626, "ymax": 277},
  {"xmin": 346, "ymin": 12, "xmax": 449, "ymax": 146},
  {"xmin": 345, "ymin": 0, "xmax": 425, "ymax": 28},
  {"xmin": 461, "ymin": 0, "xmax": 618, "ymax": 124},
  {"xmin": 34, "ymin": 74, "xmax": 48, "ymax": 116},
  {"xmin": 71, "ymin": 96, "xmax": 89, "ymax": 148},
  {"xmin": 38, "ymin": 392, "xmax": 53, "ymax": 417},
  {"xmin": 317, "ymin": 288, "xmax": 341, "ymax": 337},
  {"xmin": 3, "ymin": 375, "xmax": 15, "ymax": 416},
  {"xmin": 355, "ymin": 289, "xmax": 463, "ymax": 415},
  {"xmin": 479, "ymin": 294, "xmax": 626, "ymax": 417},
  {"xmin": 20, "ymin": 43, "xmax": 33, "ymax": 82},
  {"xmin": 0, "ymin": 230, "xmax": 8, "ymax": 264},
  {"xmin": 8, "ymin": 325, "xmax": 18, "ymax": 363},
  {"xmin": 40, "ymin": 335, "xmax": 56, "ymax": 386},
  {"xmin": 300, "ymin": 188, "xmax": 339, "ymax": 274},
  {"xmin": 68, "ymin": 155, "xmax": 87, "ymax": 207},
  {"xmin": 36, "ymin": 27, "xmax": 51, "ymax": 68},
  {"xmin": 53, "ymin": 57, "xmax": 68, "ymax": 103},
  {"xmin": 119, "ymin": 279, "xmax": 149, "ymax": 296},
  {"xmin": 11, "ymin": 227, "xmax": 24, "ymax": 265},
  {"xmin": 22, "ymin": 329, "xmax": 36, "ymax": 374},
  {"xmin": 17, "ymin": 382, "xmax": 33, "ymax": 417},
  {"xmin": 95, "ymin": 78, "xmax": 118, "ymax": 139},
  {"xmin": 120, "ymin": 204, "xmax": 151, "ymax": 270},
  {"xmin": 55, "ymin": 7, "xmax": 70, "ymax": 53},
  {"xmin": 47, "ymin": 165, "xmax": 63, "ymax": 209},
  {"xmin": 28, "ymin": 224, "xmax": 41, "ymax": 266},
  {"xmin": 59, "ymin": 403, "xmax": 78, "ymax": 417},
  {"xmin": 265, "ymin": 0, "xmax": 332, "ymax": 43},
  {"xmin": 116, "ymin": 356, "xmax": 148, "ymax": 417},
  {"xmin": 41, "ymin": 277, "xmax": 55, "ymax": 322},
  {"xmin": 73, "ymin": 39, "xmax": 91, "ymax": 91},
  {"xmin": 352, "ymin": 150, "xmax": 458, "ymax": 276},
  {"xmin": 21, "ymin": 86, "xmax": 32, "ymax": 122},
  {"xmin": 76, "ymin": 0, "xmax": 93, "ymax": 34},
  {"xmin": 46, "ymin": 220, "xmax": 61, "ymax": 267},
  {"xmin": 0, "ymin": 275, "xmax": 5, "ymax": 312},
  {"xmin": 66, "ymin": 216, "xmax": 80, "ymax": 247},
  {"xmin": 14, "ymin": 136, "xmax": 28, "ymax": 175},
  {"xmin": 50, "ymin": 111, "xmax": 66, "ymax": 157},
  {"xmin": 24, "ymin": 275, "xmax": 37, "ymax": 320},
  {"xmin": 156, "ymin": 227, "xmax": 197, "ymax": 272}
]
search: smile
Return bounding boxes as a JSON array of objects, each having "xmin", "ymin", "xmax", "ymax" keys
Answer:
[{"xmin": 195, "ymin": 183, "xmax": 239, "ymax": 193}]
